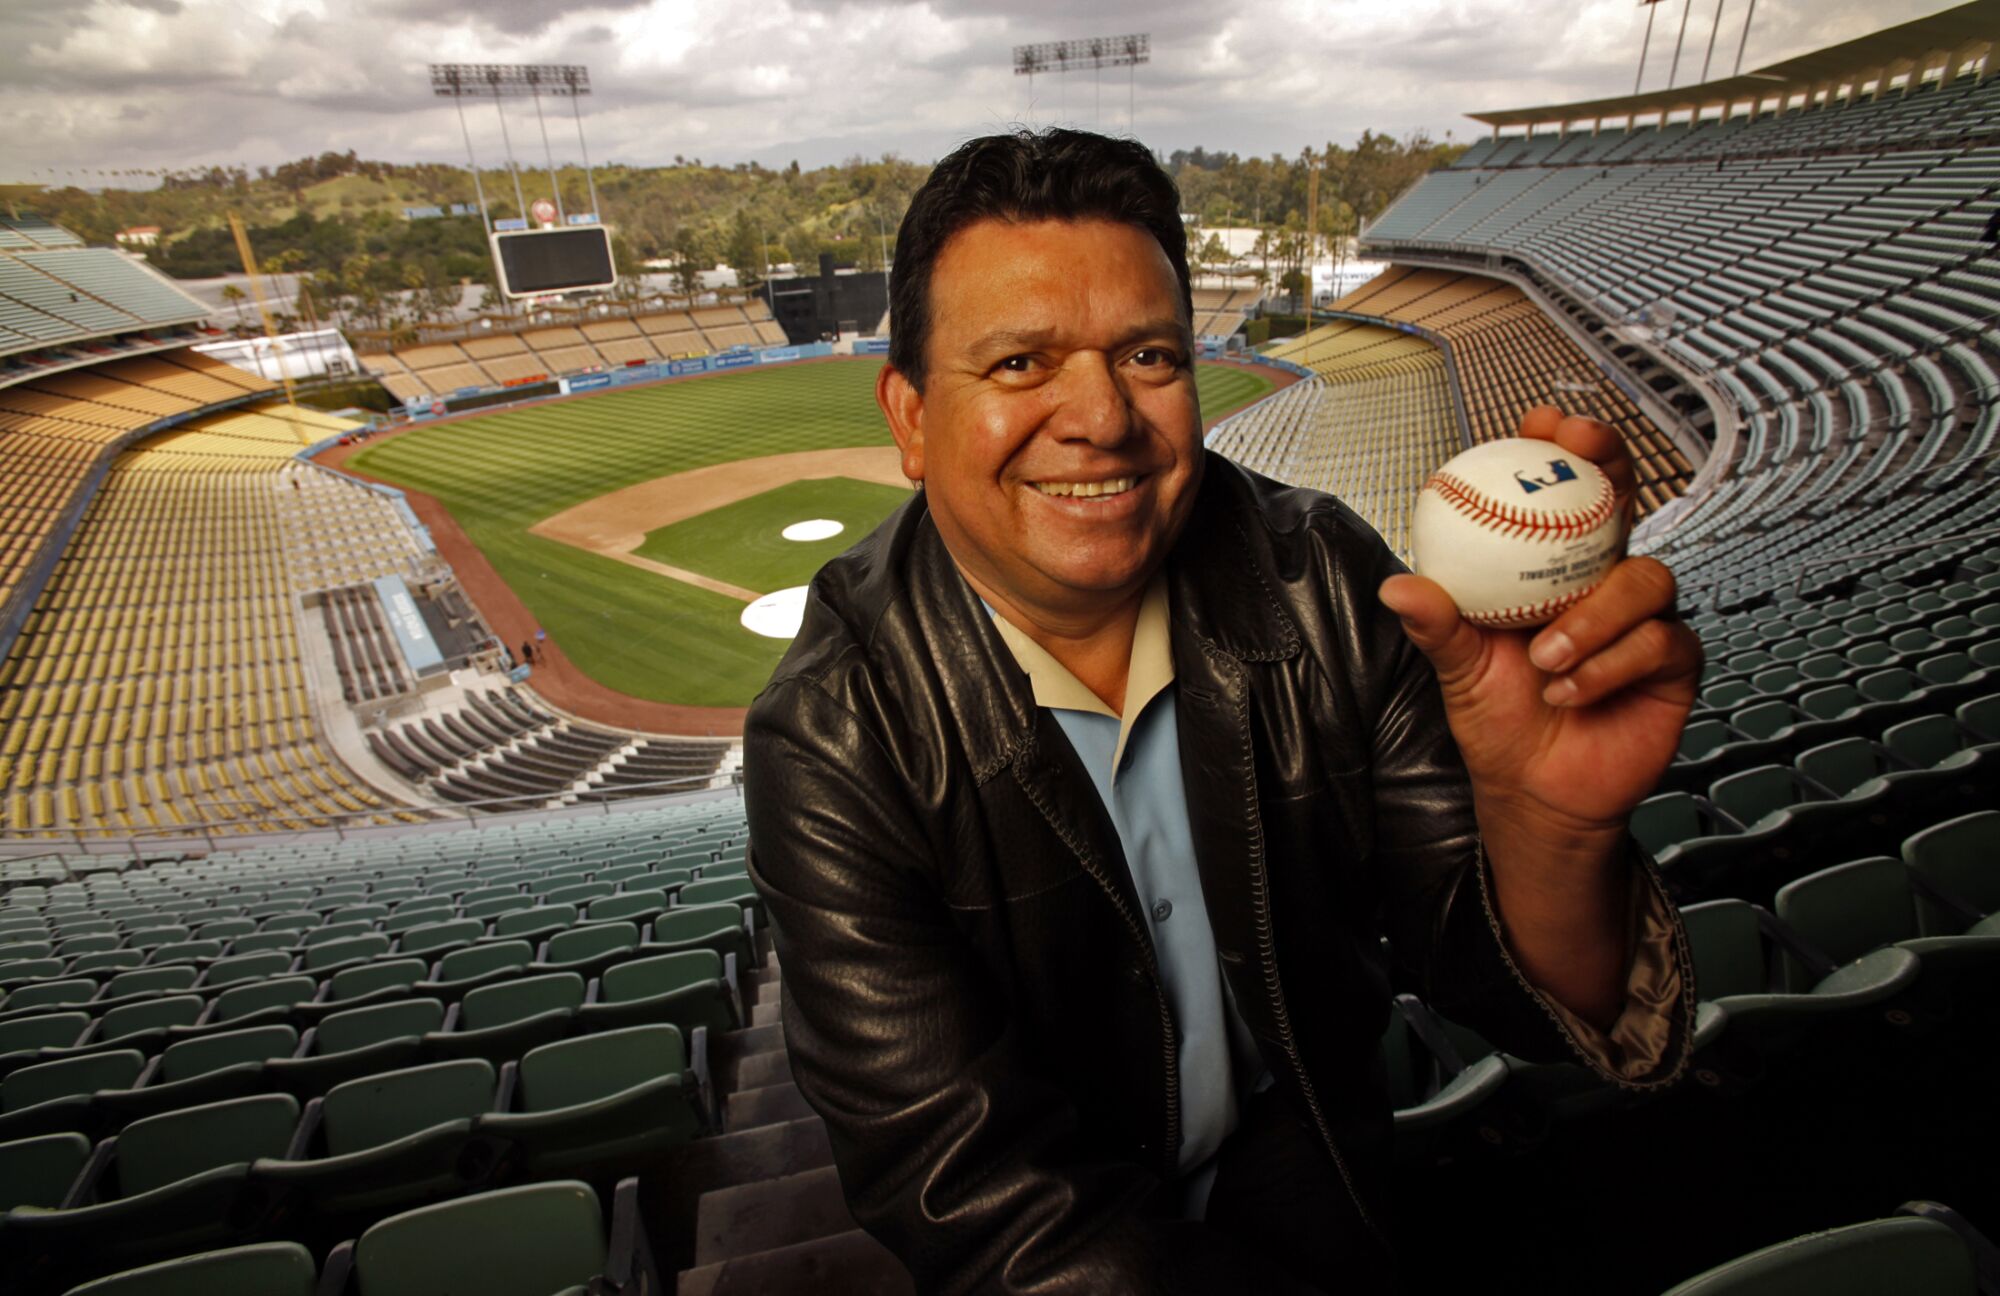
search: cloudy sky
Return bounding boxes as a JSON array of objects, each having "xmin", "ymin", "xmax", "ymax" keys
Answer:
[{"xmin": 1, "ymin": 0, "xmax": 1953, "ymax": 185}]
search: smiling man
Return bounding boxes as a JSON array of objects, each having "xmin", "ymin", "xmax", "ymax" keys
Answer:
[{"xmin": 744, "ymin": 128, "xmax": 1701, "ymax": 1295}]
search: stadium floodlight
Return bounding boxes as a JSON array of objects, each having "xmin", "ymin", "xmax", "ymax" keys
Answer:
[
  {"xmin": 431, "ymin": 64, "xmax": 600, "ymax": 234},
  {"xmin": 1012, "ymin": 34, "xmax": 1150, "ymax": 131},
  {"xmin": 1634, "ymin": 0, "xmax": 1669, "ymax": 94}
]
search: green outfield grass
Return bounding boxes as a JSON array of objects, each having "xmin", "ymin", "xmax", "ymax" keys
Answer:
[
  {"xmin": 350, "ymin": 358, "xmax": 1276, "ymax": 708},
  {"xmin": 1195, "ymin": 364, "xmax": 1274, "ymax": 421},
  {"xmin": 634, "ymin": 477, "xmax": 914, "ymax": 593}
]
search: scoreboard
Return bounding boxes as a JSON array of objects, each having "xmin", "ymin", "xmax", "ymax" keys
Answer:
[{"xmin": 489, "ymin": 225, "xmax": 617, "ymax": 299}]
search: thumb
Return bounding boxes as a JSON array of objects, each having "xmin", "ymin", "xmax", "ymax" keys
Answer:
[{"xmin": 1378, "ymin": 573, "xmax": 1488, "ymax": 689}]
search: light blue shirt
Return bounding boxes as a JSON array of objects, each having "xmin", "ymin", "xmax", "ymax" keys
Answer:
[{"xmin": 984, "ymin": 582, "xmax": 1268, "ymax": 1217}]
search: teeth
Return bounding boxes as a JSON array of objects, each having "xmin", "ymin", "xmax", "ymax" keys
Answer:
[{"xmin": 1033, "ymin": 477, "xmax": 1137, "ymax": 498}]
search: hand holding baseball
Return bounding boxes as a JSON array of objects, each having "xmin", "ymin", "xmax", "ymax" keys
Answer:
[{"xmin": 1379, "ymin": 406, "xmax": 1705, "ymax": 840}]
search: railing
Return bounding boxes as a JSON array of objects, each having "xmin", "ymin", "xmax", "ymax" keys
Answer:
[{"xmin": 0, "ymin": 772, "xmax": 743, "ymax": 863}]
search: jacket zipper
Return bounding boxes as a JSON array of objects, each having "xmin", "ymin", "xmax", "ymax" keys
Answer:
[{"xmin": 1228, "ymin": 661, "xmax": 1390, "ymax": 1249}]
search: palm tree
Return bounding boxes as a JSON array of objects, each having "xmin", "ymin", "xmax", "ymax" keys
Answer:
[{"xmin": 220, "ymin": 283, "xmax": 249, "ymax": 327}]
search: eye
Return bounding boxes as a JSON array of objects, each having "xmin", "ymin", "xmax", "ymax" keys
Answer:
[
  {"xmin": 996, "ymin": 354, "xmax": 1037, "ymax": 374},
  {"xmin": 1129, "ymin": 346, "xmax": 1179, "ymax": 368}
]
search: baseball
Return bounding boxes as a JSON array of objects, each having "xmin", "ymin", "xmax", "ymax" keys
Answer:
[{"xmin": 1409, "ymin": 438, "xmax": 1627, "ymax": 629}]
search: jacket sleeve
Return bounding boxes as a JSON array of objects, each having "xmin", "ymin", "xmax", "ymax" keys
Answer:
[
  {"xmin": 1349, "ymin": 521, "xmax": 1695, "ymax": 1090},
  {"xmin": 744, "ymin": 673, "xmax": 1322, "ymax": 1296}
]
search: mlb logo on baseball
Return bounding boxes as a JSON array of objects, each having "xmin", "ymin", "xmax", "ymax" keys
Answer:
[{"xmin": 1410, "ymin": 438, "xmax": 1627, "ymax": 629}]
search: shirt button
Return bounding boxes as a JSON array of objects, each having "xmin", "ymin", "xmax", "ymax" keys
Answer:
[{"xmin": 1152, "ymin": 898, "xmax": 1173, "ymax": 922}]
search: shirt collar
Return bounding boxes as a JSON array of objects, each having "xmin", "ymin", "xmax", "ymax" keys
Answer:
[{"xmin": 985, "ymin": 574, "xmax": 1175, "ymax": 769}]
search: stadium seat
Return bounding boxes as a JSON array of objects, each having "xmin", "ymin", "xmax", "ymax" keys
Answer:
[
  {"xmin": 1678, "ymin": 898, "xmax": 1920, "ymax": 1077},
  {"xmin": 340, "ymin": 1178, "xmax": 655, "ymax": 1296},
  {"xmin": 253, "ymin": 1059, "xmax": 499, "ymax": 1219},
  {"xmin": 477, "ymin": 1025, "xmax": 707, "ymax": 1177},
  {"xmin": 536, "ymin": 922, "xmax": 640, "ymax": 979},
  {"xmin": 647, "ymin": 902, "xmax": 755, "ymax": 970},
  {"xmin": 1903, "ymin": 811, "xmax": 2000, "ymax": 935},
  {"xmin": 3, "ymin": 1093, "xmax": 300, "ymax": 1284},
  {"xmin": 491, "ymin": 905, "xmax": 576, "ymax": 942},
  {"xmin": 59, "ymin": 1241, "xmax": 318, "ymax": 1296},
  {"xmin": 0, "ymin": 1131, "xmax": 91, "ymax": 1210},
  {"xmin": 1661, "ymin": 1207, "xmax": 1993, "ymax": 1294},
  {"xmin": 426, "ymin": 973, "xmax": 582, "ymax": 1065},
  {"xmin": 579, "ymin": 948, "xmax": 738, "ymax": 1037},
  {"xmin": 95, "ymin": 1025, "xmax": 300, "ymax": 1130},
  {"xmin": 0, "ymin": 1051, "xmax": 146, "ymax": 1142},
  {"xmin": 1775, "ymin": 858, "xmax": 2000, "ymax": 1010},
  {"xmin": 423, "ymin": 940, "xmax": 535, "ymax": 998},
  {"xmin": 267, "ymin": 1000, "xmax": 441, "ymax": 1100}
]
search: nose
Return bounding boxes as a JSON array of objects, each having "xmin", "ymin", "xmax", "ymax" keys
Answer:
[{"xmin": 1049, "ymin": 352, "xmax": 1136, "ymax": 448}]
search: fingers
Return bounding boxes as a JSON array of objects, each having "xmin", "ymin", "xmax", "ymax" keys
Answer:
[
  {"xmin": 1378, "ymin": 573, "xmax": 1486, "ymax": 689},
  {"xmin": 1517, "ymin": 404, "xmax": 1636, "ymax": 517},
  {"xmin": 1540, "ymin": 614, "xmax": 1705, "ymax": 708},
  {"xmin": 1527, "ymin": 557, "xmax": 1704, "ymax": 705}
]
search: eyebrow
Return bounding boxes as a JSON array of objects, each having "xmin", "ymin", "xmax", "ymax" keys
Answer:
[{"xmin": 964, "ymin": 317, "xmax": 1190, "ymax": 358}]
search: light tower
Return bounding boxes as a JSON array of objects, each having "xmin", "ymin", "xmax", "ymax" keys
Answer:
[{"xmin": 1012, "ymin": 34, "xmax": 1151, "ymax": 132}]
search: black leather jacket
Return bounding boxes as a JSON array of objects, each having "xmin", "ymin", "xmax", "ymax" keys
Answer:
[{"xmin": 744, "ymin": 453, "xmax": 1693, "ymax": 1295}]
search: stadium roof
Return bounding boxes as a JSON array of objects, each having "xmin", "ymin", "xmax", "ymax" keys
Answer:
[{"xmin": 1470, "ymin": 0, "xmax": 1999, "ymax": 129}]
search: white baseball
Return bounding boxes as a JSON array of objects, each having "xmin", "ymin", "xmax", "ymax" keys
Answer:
[{"xmin": 1409, "ymin": 438, "xmax": 1626, "ymax": 629}]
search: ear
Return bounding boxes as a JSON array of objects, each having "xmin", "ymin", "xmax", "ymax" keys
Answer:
[{"xmin": 877, "ymin": 363, "xmax": 927, "ymax": 484}]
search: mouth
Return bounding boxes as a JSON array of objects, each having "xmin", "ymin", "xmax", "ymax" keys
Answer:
[{"xmin": 1030, "ymin": 475, "xmax": 1140, "ymax": 499}]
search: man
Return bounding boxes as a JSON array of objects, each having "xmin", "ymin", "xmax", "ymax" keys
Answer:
[{"xmin": 744, "ymin": 129, "xmax": 1699, "ymax": 1294}]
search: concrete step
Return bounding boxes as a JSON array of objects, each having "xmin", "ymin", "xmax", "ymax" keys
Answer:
[
  {"xmin": 693, "ymin": 1164, "xmax": 854, "ymax": 1266},
  {"xmin": 733, "ymin": 1048, "xmax": 794, "ymax": 1092},
  {"xmin": 727, "ymin": 1081, "xmax": 814, "ymax": 1132},
  {"xmin": 677, "ymin": 1227, "xmax": 914, "ymax": 1296},
  {"xmin": 645, "ymin": 1115, "xmax": 835, "ymax": 1276},
  {"xmin": 750, "ymin": 1000, "xmax": 782, "ymax": 1027}
]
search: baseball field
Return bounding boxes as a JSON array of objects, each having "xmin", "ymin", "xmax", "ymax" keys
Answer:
[{"xmin": 349, "ymin": 357, "xmax": 1273, "ymax": 708}]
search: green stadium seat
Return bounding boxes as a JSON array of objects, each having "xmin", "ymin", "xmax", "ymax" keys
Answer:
[
  {"xmin": 579, "ymin": 948, "xmax": 738, "ymax": 1037},
  {"xmin": 397, "ymin": 920, "xmax": 483, "ymax": 959},
  {"xmin": 646, "ymin": 902, "xmax": 755, "ymax": 970},
  {"xmin": 535, "ymin": 922, "xmax": 640, "ymax": 978},
  {"xmin": 119, "ymin": 928, "xmax": 189, "ymax": 953},
  {"xmin": 491, "ymin": 905, "xmax": 576, "ymax": 942},
  {"xmin": 266, "ymin": 1000, "xmax": 441, "ymax": 1100},
  {"xmin": 0, "ymin": 1131, "xmax": 91, "ymax": 1210},
  {"xmin": 301, "ymin": 958, "xmax": 428, "ymax": 1024},
  {"xmin": 96, "ymin": 1026, "xmax": 300, "ymax": 1129},
  {"xmin": 1776, "ymin": 857, "xmax": 2000, "ymax": 1008},
  {"xmin": 60, "ymin": 1241, "xmax": 318, "ymax": 1296},
  {"xmin": 222, "ymin": 932, "xmax": 298, "ymax": 957},
  {"xmin": 458, "ymin": 895, "xmax": 532, "ymax": 922},
  {"xmin": 98, "ymin": 996, "xmax": 205, "ymax": 1045},
  {"xmin": 537, "ymin": 881, "xmax": 613, "ymax": 909},
  {"xmin": 199, "ymin": 951, "xmax": 295, "ymax": 990},
  {"xmin": 3, "ymin": 1093, "xmax": 300, "ymax": 1285},
  {"xmin": 212, "ymin": 977, "xmax": 316, "ymax": 1025},
  {"xmin": 676, "ymin": 876, "xmax": 760, "ymax": 918},
  {"xmin": 252, "ymin": 1059, "xmax": 498, "ymax": 1218},
  {"xmin": 585, "ymin": 890, "xmax": 667, "ymax": 925},
  {"xmin": 1379, "ymin": 995, "xmax": 1521, "ymax": 1164},
  {"xmin": 0, "ymin": 1012, "xmax": 92, "ymax": 1062},
  {"xmin": 422, "ymin": 941, "xmax": 534, "ymax": 998},
  {"xmin": 477, "ymin": 1025, "xmax": 707, "ymax": 1177},
  {"xmin": 144, "ymin": 941, "xmax": 224, "ymax": 968},
  {"xmin": 193, "ymin": 920, "xmax": 257, "ymax": 943},
  {"xmin": 1661, "ymin": 1211, "xmax": 1984, "ymax": 1295},
  {"xmin": 1903, "ymin": 811, "xmax": 2000, "ymax": 935},
  {"xmin": 0, "ymin": 960, "xmax": 70, "ymax": 991},
  {"xmin": 1679, "ymin": 898, "xmax": 1920, "ymax": 1078},
  {"xmin": 427, "ymin": 973, "xmax": 583, "ymax": 1066},
  {"xmin": 101, "ymin": 967, "xmax": 199, "ymax": 1002},
  {"xmin": 1, "ymin": 980, "xmax": 98, "ymax": 1016},
  {"xmin": 346, "ymin": 1178, "xmax": 648, "ymax": 1296},
  {"xmin": 303, "ymin": 935, "xmax": 392, "ymax": 973},
  {"xmin": 300, "ymin": 922, "xmax": 377, "ymax": 950}
]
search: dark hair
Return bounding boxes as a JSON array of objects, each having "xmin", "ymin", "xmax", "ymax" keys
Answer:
[{"xmin": 887, "ymin": 127, "xmax": 1191, "ymax": 389}]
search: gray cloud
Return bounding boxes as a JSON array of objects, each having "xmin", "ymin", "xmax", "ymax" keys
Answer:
[{"xmin": 0, "ymin": 0, "xmax": 1959, "ymax": 184}]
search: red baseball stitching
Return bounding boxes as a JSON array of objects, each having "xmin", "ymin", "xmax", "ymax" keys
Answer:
[
  {"xmin": 1461, "ymin": 583, "xmax": 1600, "ymax": 629},
  {"xmin": 1426, "ymin": 466, "xmax": 1616, "ymax": 541}
]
